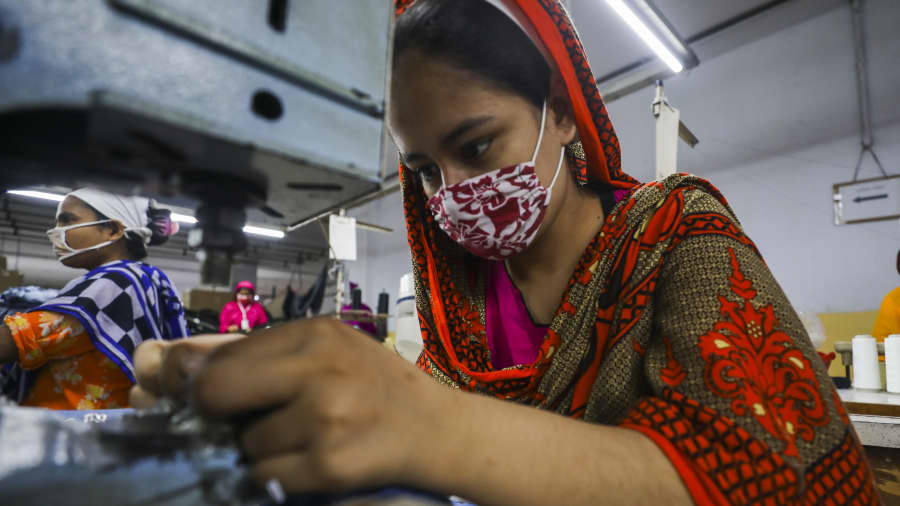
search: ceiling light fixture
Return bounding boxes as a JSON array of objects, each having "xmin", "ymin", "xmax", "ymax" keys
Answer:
[
  {"xmin": 6, "ymin": 189, "xmax": 285, "ymax": 239},
  {"xmin": 242, "ymin": 225, "xmax": 286, "ymax": 239},
  {"xmin": 170, "ymin": 213, "xmax": 198, "ymax": 224},
  {"xmin": 6, "ymin": 190, "xmax": 66, "ymax": 202},
  {"xmin": 605, "ymin": 0, "xmax": 684, "ymax": 74}
]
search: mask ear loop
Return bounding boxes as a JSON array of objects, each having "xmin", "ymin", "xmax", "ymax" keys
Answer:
[
  {"xmin": 437, "ymin": 164, "xmax": 446, "ymax": 191},
  {"xmin": 435, "ymin": 99, "xmax": 548, "ymax": 194},
  {"xmin": 529, "ymin": 100, "xmax": 549, "ymax": 164},
  {"xmin": 545, "ymin": 147, "xmax": 566, "ymax": 196}
]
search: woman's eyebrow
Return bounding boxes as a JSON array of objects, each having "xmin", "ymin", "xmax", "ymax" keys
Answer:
[
  {"xmin": 56, "ymin": 211, "xmax": 78, "ymax": 222},
  {"xmin": 400, "ymin": 115, "xmax": 496, "ymax": 166},
  {"xmin": 440, "ymin": 115, "xmax": 494, "ymax": 147}
]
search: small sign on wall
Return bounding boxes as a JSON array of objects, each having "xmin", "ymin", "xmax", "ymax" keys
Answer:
[
  {"xmin": 329, "ymin": 215, "xmax": 357, "ymax": 261},
  {"xmin": 833, "ymin": 175, "xmax": 900, "ymax": 225}
]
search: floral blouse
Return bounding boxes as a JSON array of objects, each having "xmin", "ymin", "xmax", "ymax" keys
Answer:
[{"xmin": 5, "ymin": 311, "xmax": 132, "ymax": 410}]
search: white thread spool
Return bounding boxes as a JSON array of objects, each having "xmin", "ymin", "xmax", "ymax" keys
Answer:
[
  {"xmin": 395, "ymin": 273, "xmax": 423, "ymax": 363},
  {"xmin": 885, "ymin": 334, "xmax": 900, "ymax": 393},
  {"xmin": 852, "ymin": 334, "xmax": 882, "ymax": 390},
  {"xmin": 395, "ymin": 315, "xmax": 424, "ymax": 363}
]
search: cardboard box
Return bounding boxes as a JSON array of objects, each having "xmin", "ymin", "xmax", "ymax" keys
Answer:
[
  {"xmin": 185, "ymin": 288, "xmax": 234, "ymax": 312},
  {"xmin": 0, "ymin": 270, "xmax": 24, "ymax": 293}
]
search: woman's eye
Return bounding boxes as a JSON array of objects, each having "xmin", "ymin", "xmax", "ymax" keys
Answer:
[
  {"xmin": 417, "ymin": 164, "xmax": 440, "ymax": 183},
  {"xmin": 460, "ymin": 139, "xmax": 491, "ymax": 160}
]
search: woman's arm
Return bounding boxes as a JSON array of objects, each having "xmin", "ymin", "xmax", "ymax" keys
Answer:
[
  {"xmin": 134, "ymin": 320, "xmax": 690, "ymax": 505},
  {"xmin": 1, "ymin": 312, "xmax": 93, "ymax": 369},
  {"xmin": 417, "ymin": 385, "xmax": 691, "ymax": 505},
  {"xmin": 0, "ymin": 324, "xmax": 16, "ymax": 364}
]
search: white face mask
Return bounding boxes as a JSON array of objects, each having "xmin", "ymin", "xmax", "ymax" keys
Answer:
[{"xmin": 46, "ymin": 220, "xmax": 117, "ymax": 261}]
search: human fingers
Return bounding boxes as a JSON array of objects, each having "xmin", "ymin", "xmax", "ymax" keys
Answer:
[
  {"xmin": 208, "ymin": 318, "xmax": 340, "ymax": 363},
  {"xmin": 239, "ymin": 398, "xmax": 314, "ymax": 460},
  {"xmin": 153, "ymin": 334, "xmax": 245, "ymax": 401},
  {"xmin": 134, "ymin": 340, "xmax": 167, "ymax": 396},
  {"xmin": 128, "ymin": 384, "xmax": 160, "ymax": 409},
  {"xmin": 250, "ymin": 451, "xmax": 365, "ymax": 494},
  {"xmin": 190, "ymin": 353, "xmax": 317, "ymax": 417}
]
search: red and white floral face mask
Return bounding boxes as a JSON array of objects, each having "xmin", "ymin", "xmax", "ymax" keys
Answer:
[{"xmin": 427, "ymin": 101, "xmax": 564, "ymax": 260}]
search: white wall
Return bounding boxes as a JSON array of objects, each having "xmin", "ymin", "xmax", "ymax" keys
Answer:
[
  {"xmin": 698, "ymin": 123, "xmax": 900, "ymax": 312},
  {"xmin": 698, "ymin": 121, "xmax": 900, "ymax": 314}
]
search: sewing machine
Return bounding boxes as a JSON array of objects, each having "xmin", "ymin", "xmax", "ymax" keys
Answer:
[{"xmin": 0, "ymin": 0, "xmax": 394, "ymax": 285}]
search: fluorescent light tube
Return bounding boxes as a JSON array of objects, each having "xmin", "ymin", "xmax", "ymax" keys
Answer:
[
  {"xmin": 606, "ymin": 0, "xmax": 684, "ymax": 73},
  {"xmin": 7, "ymin": 189, "xmax": 284, "ymax": 239},
  {"xmin": 7, "ymin": 190, "xmax": 65, "ymax": 202},
  {"xmin": 170, "ymin": 213, "xmax": 198, "ymax": 224},
  {"xmin": 243, "ymin": 225, "xmax": 285, "ymax": 239},
  {"xmin": 175, "ymin": 215, "xmax": 283, "ymax": 240},
  {"xmin": 174, "ymin": 212, "xmax": 284, "ymax": 239}
]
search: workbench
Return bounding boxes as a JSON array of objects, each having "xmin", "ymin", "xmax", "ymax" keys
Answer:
[{"xmin": 839, "ymin": 389, "xmax": 900, "ymax": 502}]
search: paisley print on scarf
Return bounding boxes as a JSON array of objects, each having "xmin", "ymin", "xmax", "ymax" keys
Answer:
[{"xmin": 698, "ymin": 248, "xmax": 829, "ymax": 457}]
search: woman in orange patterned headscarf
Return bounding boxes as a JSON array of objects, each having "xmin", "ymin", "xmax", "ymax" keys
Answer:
[
  {"xmin": 132, "ymin": 0, "xmax": 876, "ymax": 503},
  {"xmin": 388, "ymin": 0, "xmax": 876, "ymax": 504}
]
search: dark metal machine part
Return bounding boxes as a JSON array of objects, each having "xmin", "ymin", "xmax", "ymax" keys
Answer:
[
  {"xmin": 0, "ymin": 403, "xmax": 452, "ymax": 506},
  {"xmin": 0, "ymin": 0, "xmax": 386, "ymax": 283},
  {"xmin": 0, "ymin": 402, "xmax": 256, "ymax": 505}
]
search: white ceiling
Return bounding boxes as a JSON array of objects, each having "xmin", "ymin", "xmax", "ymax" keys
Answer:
[
  {"xmin": 653, "ymin": 0, "xmax": 774, "ymax": 39},
  {"xmin": 570, "ymin": 0, "xmax": 900, "ymax": 179},
  {"xmin": 571, "ymin": 0, "xmax": 778, "ymax": 78}
]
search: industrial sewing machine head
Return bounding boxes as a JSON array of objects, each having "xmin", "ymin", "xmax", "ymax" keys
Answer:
[{"xmin": 0, "ymin": 0, "xmax": 390, "ymax": 285}]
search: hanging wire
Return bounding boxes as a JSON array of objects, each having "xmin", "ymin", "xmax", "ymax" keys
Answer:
[
  {"xmin": 316, "ymin": 217, "xmax": 340, "ymax": 264},
  {"xmin": 316, "ymin": 216, "xmax": 346, "ymax": 312},
  {"xmin": 850, "ymin": 0, "xmax": 889, "ymax": 181}
]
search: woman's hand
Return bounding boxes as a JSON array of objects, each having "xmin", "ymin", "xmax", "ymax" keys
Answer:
[
  {"xmin": 131, "ymin": 318, "xmax": 454, "ymax": 494},
  {"xmin": 227, "ymin": 324, "xmax": 239, "ymax": 333},
  {"xmin": 131, "ymin": 333, "xmax": 245, "ymax": 407}
]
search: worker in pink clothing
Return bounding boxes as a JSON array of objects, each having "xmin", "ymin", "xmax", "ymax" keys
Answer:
[{"xmin": 219, "ymin": 281, "xmax": 268, "ymax": 333}]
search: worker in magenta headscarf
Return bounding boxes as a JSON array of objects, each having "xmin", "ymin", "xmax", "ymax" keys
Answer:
[{"xmin": 219, "ymin": 281, "xmax": 268, "ymax": 333}]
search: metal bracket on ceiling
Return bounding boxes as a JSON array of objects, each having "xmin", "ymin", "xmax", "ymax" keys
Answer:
[
  {"xmin": 849, "ymin": 0, "xmax": 889, "ymax": 181},
  {"xmin": 651, "ymin": 81, "xmax": 698, "ymax": 180}
]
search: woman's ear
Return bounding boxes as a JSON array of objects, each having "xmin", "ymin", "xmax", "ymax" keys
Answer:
[
  {"xmin": 106, "ymin": 221, "xmax": 126, "ymax": 241},
  {"xmin": 548, "ymin": 73, "xmax": 577, "ymax": 145}
]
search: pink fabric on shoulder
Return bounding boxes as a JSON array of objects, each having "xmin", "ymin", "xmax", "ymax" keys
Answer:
[
  {"xmin": 484, "ymin": 261, "xmax": 548, "ymax": 370},
  {"xmin": 613, "ymin": 188, "xmax": 630, "ymax": 204}
]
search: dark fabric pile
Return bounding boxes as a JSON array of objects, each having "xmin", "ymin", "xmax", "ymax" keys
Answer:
[{"xmin": 0, "ymin": 286, "xmax": 60, "ymax": 320}]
